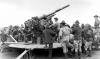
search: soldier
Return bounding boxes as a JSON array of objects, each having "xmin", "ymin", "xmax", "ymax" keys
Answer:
[
  {"xmin": 52, "ymin": 17, "xmax": 60, "ymax": 30},
  {"xmin": 8, "ymin": 25, "xmax": 14, "ymax": 35},
  {"xmin": 94, "ymin": 26, "xmax": 100, "ymax": 50},
  {"xmin": 24, "ymin": 21, "xmax": 29, "ymax": 29},
  {"xmin": 59, "ymin": 20, "xmax": 70, "ymax": 59},
  {"xmin": 83, "ymin": 24, "xmax": 94, "ymax": 57},
  {"xmin": 43, "ymin": 24, "xmax": 56, "ymax": 58},
  {"xmin": 20, "ymin": 24, "xmax": 25, "ymax": 41},
  {"xmin": 71, "ymin": 24, "xmax": 75, "ymax": 29},
  {"xmin": 81, "ymin": 24, "xmax": 86, "ymax": 53},
  {"xmin": 72, "ymin": 20, "xmax": 82, "ymax": 59},
  {"xmin": 0, "ymin": 29, "xmax": 9, "ymax": 53},
  {"xmin": 12, "ymin": 26, "xmax": 21, "ymax": 42},
  {"xmin": 50, "ymin": 17, "xmax": 60, "ymax": 42},
  {"xmin": 23, "ymin": 27, "xmax": 32, "ymax": 42}
]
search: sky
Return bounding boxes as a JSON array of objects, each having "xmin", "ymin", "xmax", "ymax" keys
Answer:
[{"xmin": 0, "ymin": 0, "xmax": 100, "ymax": 28}]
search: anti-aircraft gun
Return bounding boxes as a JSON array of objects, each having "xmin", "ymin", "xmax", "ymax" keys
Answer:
[
  {"xmin": 25, "ymin": 4, "xmax": 70, "ymax": 29},
  {"xmin": 23, "ymin": 4, "xmax": 70, "ymax": 44},
  {"xmin": 37, "ymin": 4, "xmax": 70, "ymax": 28}
]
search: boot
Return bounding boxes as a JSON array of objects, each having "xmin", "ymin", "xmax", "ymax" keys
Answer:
[
  {"xmin": 64, "ymin": 53, "xmax": 68, "ymax": 59},
  {"xmin": 78, "ymin": 52, "xmax": 82, "ymax": 59},
  {"xmin": 75, "ymin": 52, "xmax": 78, "ymax": 59},
  {"xmin": 88, "ymin": 50, "xmax": 91, "ymax": 57},
  {"xmin": 66, "ymin": 53, "xmax": 69, "ymax": 59},
  {"xmin": 48, "ymin": 49, "xmax": 52, "ymax": 59},
  {"xmin": 85, "ymin": 51, "xmax": 89, "ymax": 57}
]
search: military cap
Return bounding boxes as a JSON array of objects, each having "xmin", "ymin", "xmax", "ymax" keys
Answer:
[{"xmin": 94, "ymin": 15, "xmax": 99, "ymax": 17}]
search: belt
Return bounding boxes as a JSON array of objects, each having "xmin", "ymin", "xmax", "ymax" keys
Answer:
[{"xmin": 63, "ymin": 34, "xmax": 70, "ymax": 36}]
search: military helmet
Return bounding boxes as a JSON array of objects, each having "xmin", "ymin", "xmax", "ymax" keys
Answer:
[
  {"xmin": 54, "ymin": 17, "xmax": 58, "ymax": 20},
  {"xmin": 60, "ymin": 20, "xmax": 66, "ymax": 24},
  {"xmin": 85, "ymin": 24, "xmax": 91, "ymax": 28},
  {"xmin": 75, "ymin": 20, "xmax": 80, "ymax": 24}
]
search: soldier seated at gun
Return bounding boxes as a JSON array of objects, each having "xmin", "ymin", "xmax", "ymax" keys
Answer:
[
  {"xmin": 12, "ymin": 26, "xmax": 22, "ymax": 42},
  {"xmin": 22, "ymin": 27, "xmax": 32, "ymax": 43}
]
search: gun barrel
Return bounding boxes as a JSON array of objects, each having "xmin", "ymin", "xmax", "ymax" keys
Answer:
[
  {"xmin": 39, "ymin": 4, "xmax": 70, "ymax": 19},
  {"xmin": 47, "ymin": 4, "xmax": 70, "ymax": 16},
  {"xmin": 61, "ymin": 5, "xmax": 70, "ymax": 10}
]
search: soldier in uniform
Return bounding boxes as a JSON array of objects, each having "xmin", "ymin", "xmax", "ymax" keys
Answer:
[
  {"xmin": 43, "ymin": 24, "xmax": 56, "ymax": 58},
  {"xmin": 8, "ymin": 25, "xmax": 14, "ymax": 35},
  {"xmin": 72, "ymin": 20, "xmax": 82, "ymax": 59},
  {"xmin": 49, "ymin": 17, "xmax": 60, "ymax": 42},
  {"xmin": 20, "ymin": 24, "xmax": 25, "ymax": 41},
  {"xmin": 81, "ymin": 24, "xmax": 86, "ymax": 53},
  {"xmin": 83, "ymin": 24, "xmax": 94, "ymax": 57},
  {"xmin": 59, "ymin": 20, "xmax": 70, "ymax": 59},
  {"xmin": 23, "ymin": 27, "xmax": 32, "ymax": 42},
  {"xmin": 12, "ymin": 26, "xmax": 21, "ymax": 42},
  {"xmin": 0, "ymin": 29, "xmax": 9, "ymax": 52},
  {"xmin": 94, "ymin": 26, "xmax": 100, "ymax": 50}
]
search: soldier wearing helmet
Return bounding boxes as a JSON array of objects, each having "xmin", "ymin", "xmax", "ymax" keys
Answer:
[
  {"xmin": 72, "ymin": 20, "xmax": 82, "ymax": 59},
  {"xmin": 83, "ymin": 24, "xmax": 94, "ymax": 57}
]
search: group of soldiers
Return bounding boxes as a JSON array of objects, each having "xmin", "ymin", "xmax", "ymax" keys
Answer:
[
  {"xmin": 0, "ymin": 15, "xmax": 99, "ymax": 59},
  {"xmin": 0, "ymin": 4, "xmax": 99, "ymax": 59}
]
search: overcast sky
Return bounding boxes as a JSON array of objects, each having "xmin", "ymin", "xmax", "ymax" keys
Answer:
[{"xmin": 0, "ymin": 0, "xmax": 100, "ymax": 28}]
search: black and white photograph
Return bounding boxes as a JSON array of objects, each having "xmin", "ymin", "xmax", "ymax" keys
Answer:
[{"xmin": 0, "ymin": 0, "xmax": 100, "ymax": 59}]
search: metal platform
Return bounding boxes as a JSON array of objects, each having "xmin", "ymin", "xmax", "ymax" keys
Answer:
[
  {"xmin": 8, "ymin": 43, "xmax": 61, "ymax": 50},
  {"xmin": 7, "ymin": 42, "xmax": 62, "ymax": 59}
]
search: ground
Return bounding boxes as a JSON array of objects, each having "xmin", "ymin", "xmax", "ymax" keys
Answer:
[
  {"xmin": 0, "ymin": 48, "xmax": 100, "ymax": 59},
  {"xmin": 0, "ymin": 48, "xmax": 20, "ymax": 59}
]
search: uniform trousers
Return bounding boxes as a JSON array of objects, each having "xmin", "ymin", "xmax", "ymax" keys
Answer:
[
  {"xmin": 74, "ymin": 40, "xmax": 82, "ymax": 52},
  {"xmin": 60, "ymin": 36, "xmax": 69, "ymax": 53},
  {"xmin": 84, "ymin": 38, "xmax": 93, "ymax": 51}
]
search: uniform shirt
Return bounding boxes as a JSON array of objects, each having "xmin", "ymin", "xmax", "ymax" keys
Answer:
[
  {"xmin": 12, "ymin": 29, "xmax": 21, "ymax": 37},
  {"xmin": 95, "ymin": 28, "xmax": 100, "ymax": 37},
  {"xmin": 43, "ymin": 28, "xmax": 56, "ymax": 44},
  {"xmin": 83, "ymin": 28, "xmax": 94, "ymax": 41},
  {"xmin": 59, "ymin": 26, "xmax": 70, "ymax": 41},
  {"xmin": 72, "ymin": 25, "xmax": 82, "ymax": 40},
  {"xmin": 98, "ymin": 28, "xmax": 100, "ymax": 37},
  {"xmin": 81, "ymin": 28, "xmax": 85, "ymax": 38},
  {"xmin": 40, "ymin": 19, "xmax": 46, "ymax": 26},
  {"xmin": 1, "ymin": 32, "xmax": 7, "ymax": 43},
  {"xmin": 52, "ymin": 21, "xmax": 60, "ymax": 30}
]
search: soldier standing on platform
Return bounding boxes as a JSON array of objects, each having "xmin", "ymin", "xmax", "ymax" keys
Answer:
[
  {"xmin": 43, "ymin": 24, "xmax": 56, "ymax": 58},
  {"xmin": 59, "ymin": 20, "xmax": 70, "ymax": 59},
  {"xmin": 0, "ymin": 29, "xmax": 9, "ymax": 53},
  {"xmin": 49, "ymin": 17, "xmax": 60, "ymax": 42},
  {"xmin": 72, "ymin": 20, "xmax": 82, "ymax": 59}
]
